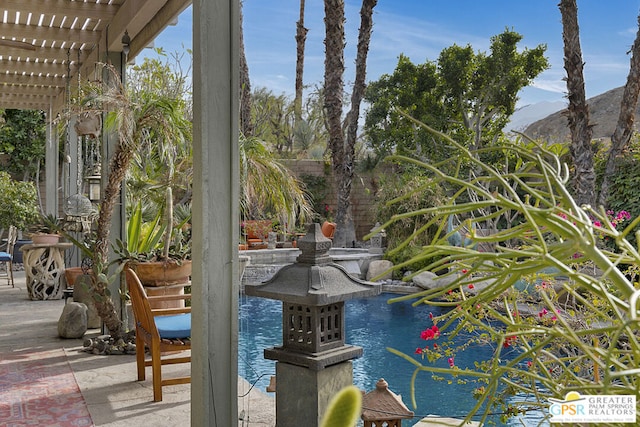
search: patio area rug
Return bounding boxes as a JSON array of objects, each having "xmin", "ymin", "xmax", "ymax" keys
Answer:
[{"xmin": 0, "ymin": 348, "xmax": 93, "ymax": 427}]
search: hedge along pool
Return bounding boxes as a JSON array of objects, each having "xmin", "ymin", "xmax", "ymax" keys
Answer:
[{"xmin": 238, "ymin": 293, "xmax": 548, "ymax": 426}]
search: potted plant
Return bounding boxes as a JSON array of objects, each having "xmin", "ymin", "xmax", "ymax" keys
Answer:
[
  {"xmin": 114, "ymin": 190, "xmax": 192, "ymax": 308},
  {"xmin": 28, "ymin": 213, "xmax": 63, "ymax": 245}
]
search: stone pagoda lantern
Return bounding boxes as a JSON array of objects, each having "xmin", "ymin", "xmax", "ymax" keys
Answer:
[
  {"xmin": 361, "ymin": 378, "xmax": 414, "ymax": 426},
  {"xmin": 244, "ymin": 223, "xmax": 381, "ymax": 427}
]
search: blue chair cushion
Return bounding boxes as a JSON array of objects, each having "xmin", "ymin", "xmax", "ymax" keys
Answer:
[
  {"xmin": 155, "ymin": 313, "xmax": 191, "ymax": 339},
  {"xmin": 0, "ymin": 251, "xmax": 11, "ymax": 261}
]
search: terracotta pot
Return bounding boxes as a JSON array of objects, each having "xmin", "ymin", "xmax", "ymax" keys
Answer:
[
  {"xmin": 129, "ymin": 260, "xmax": 192, "ymax": 310},
  {"xmin": 31, "ymin": 233, "xmax": 60, "ymax": 245},
  {"xmin": 129, "ymin": 260, "xmax": 192, "ymax": 287},
  {"xmin": 64, "ymin": 266, "xmax": 85, "ymax": 288}
]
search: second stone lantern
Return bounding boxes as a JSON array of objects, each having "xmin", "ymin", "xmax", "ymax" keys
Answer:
[{"xmin": 244, "ymin": 223, "xmax": 381, "ymax": 427}]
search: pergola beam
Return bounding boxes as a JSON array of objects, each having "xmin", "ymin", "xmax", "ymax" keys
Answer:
[
  {"xmin": 0, "ymin": 73, "xmax": 66, "ymax": 88},
  {"xmin": 0, "ymin": 46, "xmax": 91, "ymax": 63},
  {"xmin": 2, "ymin": 0, "xmax": 117, "ymax": 21},
  {"xmin": 0, "ymin": 22, "xmax": 101, "ymax": 46}
]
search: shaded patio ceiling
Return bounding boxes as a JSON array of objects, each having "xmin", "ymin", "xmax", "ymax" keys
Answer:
[{"xmin": 0, "ymin": 0, "xmax": 191, "ymax": 114}]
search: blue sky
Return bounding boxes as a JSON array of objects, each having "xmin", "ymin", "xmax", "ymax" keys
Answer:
[{"xmin": 141, "ymin": 1, "xmax": 640, "ymax": 107}]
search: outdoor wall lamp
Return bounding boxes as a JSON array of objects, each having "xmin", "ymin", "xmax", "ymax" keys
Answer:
[
  {"xmin": 122, "ymin": 30, "xmax": 130, "ymax": 58},
  {"xmin": 87, "ymin": 175, "xmax": 101, "ymax": 202}
]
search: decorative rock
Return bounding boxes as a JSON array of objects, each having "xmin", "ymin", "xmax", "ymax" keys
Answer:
[
  {"xmin": 434, "ymin": 274, "xmax": 459, "ymax": 288},
  {"xmin": 72, "ymin": 275, "xmax": 101, "ymax": 328},
  {"xmin": 81, "ymin": 331, "xmax": 137, "ymax": 355},
  {"xmin": 366, "ymin": 260, "xmax": 394, "ymax": 281},
  {"xmin": 465, "ymin": 277, "xmax": 496, "ymax": 295},
  {"xmin": 413, "ymin": 271, "xmax": 438, "ymax": 289},
  {"xmin": 58, "ymin": 302, "xmax": 88, "ymax": 338}
]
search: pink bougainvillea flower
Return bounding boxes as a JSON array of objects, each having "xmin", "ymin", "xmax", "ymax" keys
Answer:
[
  {"xmin": 461, "ymin": 268, "xmax": 468, "ymax": 274},
  {"xmin": 429, "ymin": 312, "xmax": 434, "ymax": 320},
  {"xmin": 468, "ymin": 284, "xmax": 475, "ymax": 290},
  {"xmin": 593, "ymin": 220, "xmax": 602, "ymax": 228},
  {"xmin": 538, "ymin": 308, "xmax": 548, "ymax": 318},
  {"xmin": 421, "ymin": 329, "xmax": 434, "ymax": 340},
  {"xmin": 420, "ymin": 325, "xmax": 440, "ymax": 341},
  {"xmin": 433, "ymin": 343, "xmax": 438, "ymax": 349},
  {"xmin": 431, "ymin": 325, "xmax": 440, "ymax": 338},
  {"xmin": 415, "ymin": 348, "xmax": 423, "ymax": 355},
  {"xmin": 448, "ymin": 357, "xmax": 455, "ymax": 368},
  {"xmin": 527, "ymin": 361, "xmax": 532, "ymax": 368},
  {"xmin": 504, "ymin": 335, "xmax": 517, "ymax": 348}
]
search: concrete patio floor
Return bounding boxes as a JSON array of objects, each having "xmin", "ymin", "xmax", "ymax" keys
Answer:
[{"xmin": 0, "ymin": 270, "xmax": 275, "ymax": 426}]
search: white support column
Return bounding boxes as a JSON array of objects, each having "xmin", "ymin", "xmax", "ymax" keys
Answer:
[
  {"xmin": 45, "ymin": 103, "xmax": 59, "ymax": 216},
  {"xmin": 192, "ymin": 0, "xmax": 240, "ymax": 425},
  {"xmin": 67, "ymin": 116, "xmax": 81, "ymax": 201}
]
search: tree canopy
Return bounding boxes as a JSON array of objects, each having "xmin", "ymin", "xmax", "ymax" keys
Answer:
[
  {"xmin": 0, "ymin": 109, "xmax": 46, "ymax": 180},
  {"xmin": 364, "ymin": 29, "xmax": 549, "ymax": 164}
]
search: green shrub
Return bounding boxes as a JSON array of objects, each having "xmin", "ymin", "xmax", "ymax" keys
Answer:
[
  {"xmin": 373, "ymin": 170, "xmax": 446, "ymax": 278},
  {"xmin": 0, "ymin": 171, "xmax": 40, "ymax": 231}
]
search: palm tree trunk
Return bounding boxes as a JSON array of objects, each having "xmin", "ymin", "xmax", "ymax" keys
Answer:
[
  {"xmin": 338, "ymin": 0, "xmax": 378, "ymax": 246},
  {"xmin": 93, "ymin": 135, "xmax": 136, "ymax": 337},
  {"xmin": 559, "ymin": 0, "xmax": 596, "ymax": 207},
  {"xmin": 598, "ymin": 13, "xmax": 640, "ymax": 207},
  {"xmin": 323, "ymin": 0, "xmax": 346, "ymax": 245},
  {"xmin": 239, "ymin": 2, "xmax": 253, "ymax": 137},
  {"xmin": 294, "ymin": 0, "xmax": 308, "ymax": 125}
]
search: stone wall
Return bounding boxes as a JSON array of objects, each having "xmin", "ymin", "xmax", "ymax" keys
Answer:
[{"xmin": 280, "ymin": 159, "xmax": 381, "ymax": 241}]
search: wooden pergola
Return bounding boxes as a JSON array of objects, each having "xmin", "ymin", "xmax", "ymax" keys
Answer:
[
  {"xmin": 0, "ymin": 1, "xmax": 241, "ymax": 425},
  {"xmin": 0, "ymin": 0, "xmax": 190, "ymax": 113}
]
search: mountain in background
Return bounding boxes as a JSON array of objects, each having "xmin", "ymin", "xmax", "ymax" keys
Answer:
[
  {"xmin": 507, "ymin": 100, "xmax": 567, "ymax": 133},
  {"xmin": 523, "ymin": 86, "xmax": 639, "ymax": 141}
]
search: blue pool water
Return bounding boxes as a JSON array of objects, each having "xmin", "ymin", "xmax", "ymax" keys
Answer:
[{"xmin": 238, "ymin": 293, "xmax": 548, "ymax": 426}]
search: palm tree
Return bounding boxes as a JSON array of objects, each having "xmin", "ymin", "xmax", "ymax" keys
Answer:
[
  {"xmin": 559, "ymin": 0, "xmax": 596, "ymax": 207},
  {"xmin": 74, "ymin": 64, "xmax": 191, "ymax": 338},
  {"xmin": 294, "ymin": 0, "xmax": 308, "ymax": 126},
  {"xmin": 239, "ymin": 2, "xmax": 253, "ymax": 137},
  {"xmin": 323, "ymin": 0, "xmax": 377, "ymax": 247},
  {"xmin": 239, "ymin": 134, "xmax": 312, "ymax": 233},
  {"xmin": 598, "ymin": 12, "xmax": 640, "ymax": 206}
]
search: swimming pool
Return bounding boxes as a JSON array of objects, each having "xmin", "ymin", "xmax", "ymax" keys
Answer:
[{"xmin": 238, "ymin": 293, "xmax": 548, "ymax": 426}]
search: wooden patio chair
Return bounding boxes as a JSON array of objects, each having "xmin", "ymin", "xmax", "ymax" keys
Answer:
[
  {"xmin": 125, "ymin": 268, "xmax": 191, "ymax": 402},
  {"xmin": 0, "ymin": 226, "xmax": 17, "ymax": 287}
]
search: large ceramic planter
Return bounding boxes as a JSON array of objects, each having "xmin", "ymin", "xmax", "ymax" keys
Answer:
[
  {"xmin": 129, "ymin": 260, "xmax": 192, "ymax": 286},
  {"xmin": 129, "ymin": 260, "xmax": 192, "ymax": 309}
]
